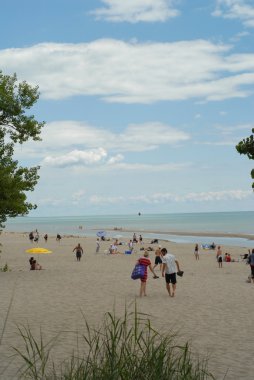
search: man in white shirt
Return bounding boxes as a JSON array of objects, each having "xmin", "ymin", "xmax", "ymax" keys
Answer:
[{"xmin": 161, "ymin": 248, "xmax": 181, "ymax": 297}]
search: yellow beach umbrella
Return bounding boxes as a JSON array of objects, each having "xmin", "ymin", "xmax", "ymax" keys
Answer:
[{"xmin": 26, "ymin": 247, "xmax": 52, "ymax": 254}]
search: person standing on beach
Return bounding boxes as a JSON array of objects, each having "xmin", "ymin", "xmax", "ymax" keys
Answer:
[
  {"xmin": 73, "ymin": 243, "xmax": 83, "ymax": 261},
  {"xmin": 249, "ymin": 249, "xmax": 254, "ymax": 283},
  {"xmin": 216, "ymin": 246, "xmax": 223, "ymax": 268},
  {"xmin": 34, "ymin": 230, "xmax": 39, "ymax": 243},
  {"xmin": 128, "ymin": 240, "xmax": 133, "ymax": 252},
  {"xmin": 138, "ymin": 251, "xmax": 158, "ymax": 297},
  {"xmin": 96, "ymin": 238, "xmax": 100, "ymax": 253},
  {"xmin": 161, "ymin": 248, "xmax": 181, "ymax": 298},
  {"xmin": 56, "ymin": 234, "xmax": 62, "ymax": 242},
  {"xmin": 153, "ymin": 245, "xmax": 162, "ymax": 272},
  {"xmin": 29, "ymin": 231, "xmax": 34, "ymax": 243},
  {"xmin": 194, "ymin": 244, "xmax": 199, "ymax": 260}
]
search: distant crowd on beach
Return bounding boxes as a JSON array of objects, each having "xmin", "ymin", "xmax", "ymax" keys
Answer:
[
  {"xmin": 29, "ymin": 230, "xmax": 62, "ymax": 244},
  {"xmin": 27, "ymin": 230, "xmax": 254, "ymax": 288}
]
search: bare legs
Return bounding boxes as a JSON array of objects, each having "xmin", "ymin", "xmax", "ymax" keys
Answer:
[
  {"xmin": 166, "ymin": 283, "xmax": 176, "ymax": 297},
  {"xmin": 139, "ymin": 281, "xmax": 147, "ymax": 297}
]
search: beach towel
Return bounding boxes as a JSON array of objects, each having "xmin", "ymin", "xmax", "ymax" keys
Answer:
[{"xmin": 131, "ymin": 263, "xmax": 146, "ymax": 280}]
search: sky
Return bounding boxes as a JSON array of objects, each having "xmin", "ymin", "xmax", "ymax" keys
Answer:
[{"xmin": 1, "ymin": 0, "xmax": 254, "ymax": 216}]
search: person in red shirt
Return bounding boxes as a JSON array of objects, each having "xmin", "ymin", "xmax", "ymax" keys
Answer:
[{"xmin": 138, "ymin": 251, "xmax": 158, "ymax": 297}]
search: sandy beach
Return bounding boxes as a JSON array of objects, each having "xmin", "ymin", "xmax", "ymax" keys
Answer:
[{"xmin": 0, "ymin": 232, "xmax": 253, "ymax": 379}]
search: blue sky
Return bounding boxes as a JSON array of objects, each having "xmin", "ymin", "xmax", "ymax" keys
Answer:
[{"xmin": 1, "ymin": 0, "xmax": 254, "ymax": 216}]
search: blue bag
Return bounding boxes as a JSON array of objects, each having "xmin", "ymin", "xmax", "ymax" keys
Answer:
[{"xmin": 131, "ymin": 263, "xmax": 145, "ymax": 280}]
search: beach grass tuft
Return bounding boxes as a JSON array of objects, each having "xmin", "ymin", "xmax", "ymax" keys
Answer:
[{"xmin": 14, "ymin": 306, "xmax": 214, "ymax": 380}]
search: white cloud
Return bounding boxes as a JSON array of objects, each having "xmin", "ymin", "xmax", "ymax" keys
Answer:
[
  {"xmin": 1, "ymin": 39, "xmax": 254, "ymax": 104},
  {"xmin": 215, "ymin": 122, "xmax": 254, "ymax": 132},
  {"xmin": 88, "ymin": 189, "xmax": 252, "ymax": 205},
  {"xmin": 90, "ymin": 0, "xmax": 180, "ymax": 23},
  {"xmin": 16, "ymin": 121, "xmax": 189, "ymax": 162},
  {"xmin": 107, "ymin": 154, "xmax": 124, "ymax": 165},
  {"xmin": 213, "ymin": 0, "xmax": 254, "ymax": 28},
  {"xmin": 42, "ymin": 148, "xmax": 108, "ymax": 167},
  {"xmin": 102, "ymin": 162, "xmax": 190, "ymax": 171}
]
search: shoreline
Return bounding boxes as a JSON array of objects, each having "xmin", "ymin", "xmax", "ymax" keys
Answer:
[
  {"xmin": 101, "ymin": 228, "xmax": 254, "ymax": 240},
  {"xmin": 2, "ymin": 228, "xmax": 254, "ymax": 241}
]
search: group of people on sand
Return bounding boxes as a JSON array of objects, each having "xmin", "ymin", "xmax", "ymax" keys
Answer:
[
  {"xmin": 29, "ymin": 230, "xmax": 40, "ymax": 243},
  {"xmin": 193, "ymin": 243, "xmax": 236, "ymax": 267},
  {"xmin": 136, "ymin": 247, "xmax": 182, "ymax": 298}
]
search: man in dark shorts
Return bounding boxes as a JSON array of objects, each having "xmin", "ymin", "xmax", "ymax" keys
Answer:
[
  {"xmin": 153, "ymin": 245, "xmax": 162, "ymax": 273},
  {"xmin": 73, "ymin": 243, "xmax": 83, "ymax": 261},
  {"xmin": 161, "ymin": 248, "xmax": 181, "ymax": 297}
]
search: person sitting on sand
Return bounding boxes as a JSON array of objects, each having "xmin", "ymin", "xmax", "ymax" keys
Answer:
[
  {"xmin": 110, "ymin": 244, "xmax": 117, "ymax": 254},
  {"xmin": 31, "ymin": 259, "xmax": 42, "ymax": 270},
  {"xmin": 73, "ymin": 243, "xmax": 83, "ymax": 261}
]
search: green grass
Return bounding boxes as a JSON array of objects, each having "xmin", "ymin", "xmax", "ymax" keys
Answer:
[{"xmin": 14, "ymin": 306, "xmax": 215, "ymax": 380}]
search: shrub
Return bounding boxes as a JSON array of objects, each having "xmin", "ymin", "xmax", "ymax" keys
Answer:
[{"xmin": 14, "ymin": 307, "xmax": 214, "ymax": 380}]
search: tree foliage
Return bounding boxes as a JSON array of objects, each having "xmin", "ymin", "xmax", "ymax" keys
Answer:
[
  {"xmin": 0, "ymin": 71, "xmax": 44, "ymax": 229},
  {"xmin": 236, "ymin": 128, "xmax": 254, "ymax": 189}
]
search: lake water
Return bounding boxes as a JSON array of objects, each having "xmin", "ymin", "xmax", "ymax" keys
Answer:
[{"xmin": 4, "ymin": 211, "xmax": 254, "ymax": 248}]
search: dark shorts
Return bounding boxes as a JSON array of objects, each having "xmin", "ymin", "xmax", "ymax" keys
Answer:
[
  {"xmin": 218, "ymin": 257, "xmax": 222, "ymax": 262},
  {"xmin": 155, "ymin": 256, "xmax": 162, "ymax": 265},
  {"xmin": 251, "ymin": 266, "xmax": 254, "ymax": 277},
  {"xmin": 76, "ymin": 251, "xmax": 82, "ymax": 258},
  {"xmin": 165, "ymin": 273, "xmax": 177, "ymax": 284}
]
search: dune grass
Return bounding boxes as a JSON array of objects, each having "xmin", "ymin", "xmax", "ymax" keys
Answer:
[{"xmin": 14, "ymin": 306, "xmax": 215, "ymax": 380}]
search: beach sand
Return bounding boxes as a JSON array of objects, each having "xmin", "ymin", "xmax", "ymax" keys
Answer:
[{"xmin": 0, "ymin": 232, "xmax": 253, "ymax": 379}]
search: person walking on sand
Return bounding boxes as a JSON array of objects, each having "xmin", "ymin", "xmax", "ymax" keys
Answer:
[
  {"xmin": 73, "ymin": 243, "xmax": 83, "ymax": 261},
  {"xmin": 137, "ymin": 251, "xmax": 158, "ymax": 297},
  {"xmin": 249, "ymin": 248, "xmax": 254, "ymax": 283},
  {"xmin": 96, "ymin": 238, "xmax": 100, "ymax": 253},
  {"xmin": 216, "ymin": 246, "xmax": 223, "ymax": 268},
  {"xmin": 161, "ymin": 248, "xmax": 181, "ymax": 298},
  {"xmin": 153, "ymin": 245, "xmax": 162, "ymax": 272},
  {"xmin": 194, "ymin": 243, "xmax": 199, "ymax": 260}
]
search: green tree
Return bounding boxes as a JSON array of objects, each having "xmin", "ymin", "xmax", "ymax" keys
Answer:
[
  {"xmin": 0, "ymin": 71, "xmax": 44, "ymax": 229},
  {"xmin": 236, "ymin": 128, "xmax": 254, "ymax": 189}
]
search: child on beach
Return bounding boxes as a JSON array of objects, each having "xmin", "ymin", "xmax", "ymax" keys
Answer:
[
  {"xmin": 153, "ymin": 245, "xmax": 162, "ymax": 272},
  {"xmin": 137, "ymin": 251, "xmax": 158, "ymax": 297},
  {"xmin": 216, "ymin": 246, "xmax": 223, "ymax": 268},
  {"xmin": 194, "ymin": 244, "xmax": 199, "ymax": 260}
]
